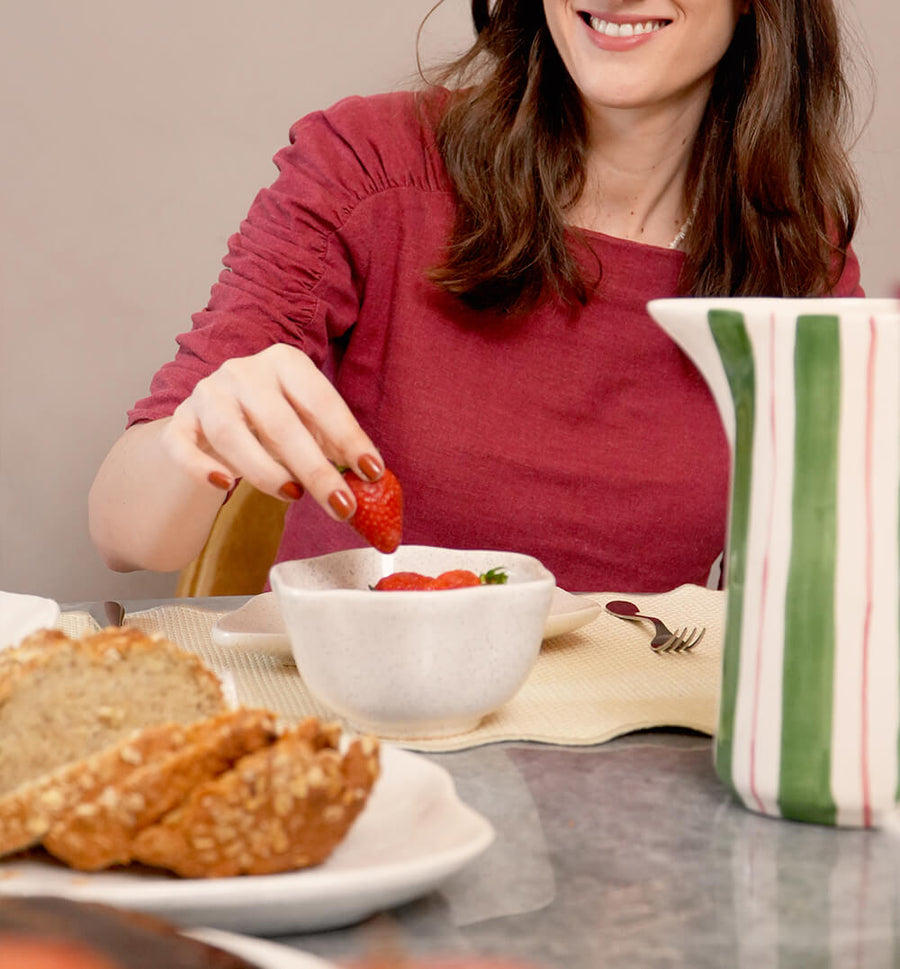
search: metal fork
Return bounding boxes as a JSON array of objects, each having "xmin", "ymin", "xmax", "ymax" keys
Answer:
[{"xmin": 605, "ymin": 600, "xmax": 705, "ymax": 653}]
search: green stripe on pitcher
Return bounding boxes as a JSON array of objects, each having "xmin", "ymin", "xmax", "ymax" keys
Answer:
[
  {"xmin": 778, "ymin": 315, "xmax": 840, "ymax": 825},
  {"xmin": 709, "ymin": 310, "xmax": 755, "ymax": 793}
]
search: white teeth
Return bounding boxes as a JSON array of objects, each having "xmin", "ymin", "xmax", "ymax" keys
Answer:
[{"xmin": 587, "ymin": 16, "xmax": 665, "ymax": 37}]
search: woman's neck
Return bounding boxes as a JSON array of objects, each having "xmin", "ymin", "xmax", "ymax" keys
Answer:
[{"xmin": 567, "ymin": 98, "xmax": 707, "ymax": 249}]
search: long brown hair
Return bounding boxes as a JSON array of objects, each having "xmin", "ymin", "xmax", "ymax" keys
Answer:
[{"xmin": 423, "ymin": 0, "xmax": 861, "ymax": 314}]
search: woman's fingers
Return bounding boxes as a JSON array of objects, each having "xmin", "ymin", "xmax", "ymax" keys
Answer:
[
  {"xmin": 270, "ymin": 345, "xmax": 383, "ymax": 480},
  {"xmin": 240, "ymin": 391, "xmax": 356, "ymax": 517},
  {"xmin": 162, "ymin": 345, "xmax": 385, "ymax": 522},
  {"xmin": 163, "ymin": 392, "xmax": 285, "ymax": 497}
]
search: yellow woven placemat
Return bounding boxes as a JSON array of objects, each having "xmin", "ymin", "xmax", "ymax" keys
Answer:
[{"xmin": 58, "ymin": 584, "xmax": 724, "ymax": 752}]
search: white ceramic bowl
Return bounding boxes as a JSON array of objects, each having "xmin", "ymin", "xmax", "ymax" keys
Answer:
[{"xmin": 269, "ymin": 546, "xmax": 555, "ymax": 739}]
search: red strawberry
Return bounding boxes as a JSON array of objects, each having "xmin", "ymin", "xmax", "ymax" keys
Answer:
[
  {"xmin": 428, "ymin": 569, "xmax": 482, "ymax": 589},
  {"xmin": 372, "ymin": 566, "xmax": 509, "ymax": 591},
  {"xmin": 372, "ymin": 571, "xmax": 432, "ymax": 591},
  {"xmin": 343, "ymin": 468, "xmax": 403, "ymax": 554}
]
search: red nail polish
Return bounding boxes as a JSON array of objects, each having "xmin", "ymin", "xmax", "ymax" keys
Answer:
[
  {"xmin": 279, "ymin": 481, "xmax": 304, "ymax": 501},
  {"xmin": 208, "ymin": 471, "xmax": 232, "ymax": 491},
  {"xmin": 357, "ymin": 453, "xmax": 384, "ymax": 481},
  {"xmin": 328, "ymin": 490, "xmax": 354, "ymax": 521}
]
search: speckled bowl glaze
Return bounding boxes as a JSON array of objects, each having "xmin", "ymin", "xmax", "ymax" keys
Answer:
[{"xmin": 269, "ymin": 546, "xmax": 555, "ymax": 739}]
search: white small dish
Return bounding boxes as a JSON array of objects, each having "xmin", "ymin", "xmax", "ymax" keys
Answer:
[
  {"xmin": 186, "ymin": 928, "xmax": 337, "ymax": 968},
  {"xmin": 212, "ymin": 593, "xmax": 289, "ymax": 656},
  {"xmin": 212, "ymin": 586, "xmax": 598, "ymax": 655},
  {"xmin": 0, "ymin": 745, "xmax": 494, "ymax": 935},
  {"xmin": 0, "ymin": 591, "xmax": 60, "ymax": 651},
  {"xmin": 543, "ymin": 588, "xmax": 601, "ymax": 638}
]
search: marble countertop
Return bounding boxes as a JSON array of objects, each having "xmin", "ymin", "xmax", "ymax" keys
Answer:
[{"xmin": 286, "ymin": 732, "xmax": 900, "ymax": 968}]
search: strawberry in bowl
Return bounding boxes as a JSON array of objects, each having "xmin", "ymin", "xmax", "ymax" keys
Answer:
[
  {"xmin": 269, "ymin": 547, "xmax": 555, "ymax": 739},
  {"xmin": 373, "ymin": 567, "xmax": 508, "ymax": 591}
]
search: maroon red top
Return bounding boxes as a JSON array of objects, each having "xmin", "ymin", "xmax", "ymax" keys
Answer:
[{"xmin": 129, "ymin": 90, "xmax": 863, "ymax": 592}]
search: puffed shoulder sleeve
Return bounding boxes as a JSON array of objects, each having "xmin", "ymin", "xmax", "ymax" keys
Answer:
[{"xmin": 128, "ymin": 93, "xmax": 425, "ymax": 424}]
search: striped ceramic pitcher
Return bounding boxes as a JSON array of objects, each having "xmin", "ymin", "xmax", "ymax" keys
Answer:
[{"xmin": 648, "ymin": 298, "xmax": 900, "ymax": 826}]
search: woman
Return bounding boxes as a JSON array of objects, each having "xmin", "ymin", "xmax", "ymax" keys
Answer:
[{"xmin": 89, "ymin": 0, "xmax": 862, "ymax": 593}]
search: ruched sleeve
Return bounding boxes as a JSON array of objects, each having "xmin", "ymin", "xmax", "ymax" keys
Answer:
[{"xmin": 127, "ymin": 90, "xmax": 446, "ymax": 424}]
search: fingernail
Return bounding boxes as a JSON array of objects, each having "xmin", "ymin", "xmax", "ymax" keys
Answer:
[
  {"xmin": 279, "ymin": 481, "xmax": 304, "ymax": 501},
  {"xmin": 328, "ymin": 489, "xmax": 354, "ymax": 521},
  {"xmin": 208, "ymin": 471, "xmax": 232, "ymax": 491},
  {"xmin": 357, "ymin": 453, "xmax": 384, "ymax": 481}
]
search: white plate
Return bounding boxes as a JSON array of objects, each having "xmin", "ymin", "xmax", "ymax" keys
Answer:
[
  {"xmin": 0, "ymin": 746, "xmax": 494, "ymax": 935},
  {"xmin": 211, "ymin": 592, "xmax": 291, "ymax": 656},
  {"xmin": 186, "ymin": 928, "xmax": 337, "ymax": 968},
  {"xmin": 543, "ymin": 588, "xmax": 601, "ymax": 638},
  {"xmin": 0, "ymin": 590, "xmax": 60, "ymax": 651},
  {"xmin": 212, "ymin": 587, "xmax": 600, "ymax": 656}
]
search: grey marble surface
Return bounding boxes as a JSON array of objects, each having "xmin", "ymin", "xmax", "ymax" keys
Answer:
[
  {"xmin": 281, "ymin": 733, "xmax": 900, "ymax": 969},
  {"xmin": 63, "ymin": 598, "xmax": 900, "ymax": 967}
]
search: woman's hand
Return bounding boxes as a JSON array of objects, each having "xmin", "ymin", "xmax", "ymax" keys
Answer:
[
  {"xmin": 162, "ymin": 343, "xmax": 383, "ymax": 521},
  {"xmin": 89, "ymin": 344, "xmax": 384, "ymax": 573}
]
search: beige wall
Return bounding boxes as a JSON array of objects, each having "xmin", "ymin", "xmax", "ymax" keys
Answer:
[
  {"xmin": 845, "ymin": 0, "xmax": 900, "ymax": 296},
  {"xmin": 1, "ymin": 0, "xmax": 898, "ymax": 602}
]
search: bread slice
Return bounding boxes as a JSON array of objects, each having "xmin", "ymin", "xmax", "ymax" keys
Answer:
[
  {"xmin": 41, "ymin": 707, "xmax": 278, "ymax": 871},
  {"xmin": 0, "ymin": 627, "xmax": 226, "ymax": 798},
  {"xmin": 131, "ymin": 718, "xmax": 381, "ymax": 877},
  {"xmin": 0, "ymin": 720, "xmax": 206, "ymax": 860}
]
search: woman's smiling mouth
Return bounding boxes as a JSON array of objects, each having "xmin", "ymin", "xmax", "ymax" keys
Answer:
[{"xmin": 577, "ymin": 11, "xmax": 672, "ymax": 39}]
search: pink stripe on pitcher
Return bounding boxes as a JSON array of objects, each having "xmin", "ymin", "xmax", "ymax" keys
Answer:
[{"xmin": 860, "ymin": 318, "xmax": 878, "ymax": 827}]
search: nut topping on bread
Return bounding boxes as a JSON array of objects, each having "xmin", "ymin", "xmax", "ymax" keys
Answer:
[
  {"xmin": 41, "ymin": 708, "xmax": 278, "ymax": 871},
  {"xmin": 131, "ymin": 719, "xmax": 380, "ymax": 877},
  {"xmin": 0, "ymin": 719, "xmax": 224, "ymax": 859}
]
